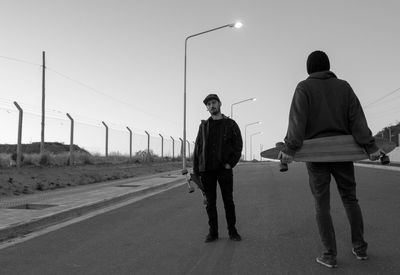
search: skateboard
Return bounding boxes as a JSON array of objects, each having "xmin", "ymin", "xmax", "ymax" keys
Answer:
[
  {"xmin": 190, "ymin": 173, "xmax": 207, "ymax": 205},
  {"xmin": 260, "ymin": 135, "xmax": 396, "ymax": 172},
  {"xmin": 182, "ymin": 168, "xmax": 207, "ymax": 204}
]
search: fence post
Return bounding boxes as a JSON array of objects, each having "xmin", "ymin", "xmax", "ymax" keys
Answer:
[
  {"xmin": 102, "ymin": 121, "xmax": 108, "ymax": 157},
  {"xmin": 145, "ymin": 131, "xmax": 150, "ymax": 160},
  {"xmin": 41, "ymin": 51, "xmax": 46, "ymax": 154},
  {"xmin": 159, "ymin": 134, "xmax": 164, "ymax": 158},
  {"xmin": 186, "ymin": 140, "xmax": 190, "ymax": 159},
  {"xmin": 179, "ymin": 138, "xmax": 183, "ymax": 159},
  {"xmin": 66, "ymin": 113, "xmax": 74, "ymax": 165},
  {"xmin": 14, "ymin": 102, "xmax": 23, "ymax": 168},
  {"xmin": 127, "ymin": 127, "xmax": 132, "ymax": 158},
  {"xmin": 170, "ymin": 136, "xmax": 175, "ymax": 159}
]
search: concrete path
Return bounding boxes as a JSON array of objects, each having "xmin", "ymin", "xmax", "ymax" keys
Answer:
[{"xmin": 0, "ymin": 170, "xmax": 185, "ymax": 242}]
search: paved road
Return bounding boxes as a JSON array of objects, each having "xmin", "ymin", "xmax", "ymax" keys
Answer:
[{"xmin": 0, "ymin": 162, "xmax": 399, "ymax": 274}]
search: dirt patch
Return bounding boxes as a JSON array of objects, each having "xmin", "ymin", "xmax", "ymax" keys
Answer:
[{"xmin": 0, "ymin": 161, "xmax": 184, "ymax": 197}]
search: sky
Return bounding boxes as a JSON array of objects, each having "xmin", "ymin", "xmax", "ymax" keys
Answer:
[{"xmin": 1, "ymin": 0, "xmax": 399, "ymax": 158}]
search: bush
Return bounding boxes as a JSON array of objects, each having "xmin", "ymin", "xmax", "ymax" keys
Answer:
[
  {"xmin": 39, "ymin": 152, "xmax": 51, "ymax": 166},
  {"xmin": 11, "ymin": 152, "xmax": 24, "ymax": 163},
  {"xmin": 0, "ymin": 154, "xmax": 11, "ymax": 168}
]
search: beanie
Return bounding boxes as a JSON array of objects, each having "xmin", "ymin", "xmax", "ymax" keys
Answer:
[{"xmin": 306, "ymin": 51, "xmax": 330, "ymax": 74}]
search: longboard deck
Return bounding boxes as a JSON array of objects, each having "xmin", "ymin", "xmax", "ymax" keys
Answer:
[{"xmin": 261, "ymin": 135, "xmax": 396, "ymax": 162}]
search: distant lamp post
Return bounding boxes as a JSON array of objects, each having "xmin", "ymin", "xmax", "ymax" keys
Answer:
[
  {"xmin": 244, "ymin": 121, "xmax": 261, "ymax": 161},
  {"xmin": 250, "ymin": 132, "xmax": 262, "ymax": 161},
  {"xmin": 231, "ymin": 98, "xmax": 256, "ymax": 118},
  {"xmin": 182, "ymin": 21, "xmax": 243, "ymax": 175}
]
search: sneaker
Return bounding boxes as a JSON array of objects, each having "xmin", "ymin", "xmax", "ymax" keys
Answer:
[
  {"xmin": 229, "ymin": 232, "xmax": 242, "ymax": 241},
  {"xmin": 205, "ymin": 233, "xmax": 218, "ymax": 243},
  {"xmin": 316, "ymin": 255, "xmax": 338, "ymax": 268},
  {"xmin": 352, "ymin": 248, "xmax": 368, "ymax": 260}
]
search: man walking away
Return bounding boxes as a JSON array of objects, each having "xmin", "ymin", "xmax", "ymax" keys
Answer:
[{"xmin": 279, "ymin": 51, "xmax": 382, "ymax": 268}]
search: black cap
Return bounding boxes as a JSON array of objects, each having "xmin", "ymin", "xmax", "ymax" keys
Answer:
[
  {"xmin": 203, "ymin": 94, "xmax": 221, "ymax": 105},
  {"xmin": 307, "ymin": 51, "xmax": 330, "ymax": 74}
]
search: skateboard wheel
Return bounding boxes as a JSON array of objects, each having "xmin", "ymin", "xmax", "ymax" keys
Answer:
[
  {"xmin": 279, "ymin": 163, "xmax": 288, "ymax": 172},
  {"xmin": 380, "ymin": 155, "xmax": 390, "ymax": 165}
]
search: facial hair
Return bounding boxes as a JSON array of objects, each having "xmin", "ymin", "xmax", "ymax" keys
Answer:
[{"xmin": 209, "ymin": 105, "xmax": 221, "ymax": 116}]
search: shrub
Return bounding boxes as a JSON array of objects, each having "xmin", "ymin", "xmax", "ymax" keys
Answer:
[
  {"xmin": 0, "ymin": 154, "xmax": 11, "ymax": 168},
  {"xmin": 39, "ymin": 151, "xmax": 51, "ymax": 166}
]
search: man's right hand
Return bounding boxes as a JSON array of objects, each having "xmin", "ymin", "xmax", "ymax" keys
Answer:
[{"xmin": 369, "ymin": 149, "xmax": 384, "ymax": 161}]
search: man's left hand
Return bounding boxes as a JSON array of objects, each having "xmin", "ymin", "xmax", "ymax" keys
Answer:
[
  {"xmin": 278, "ymin": 151, "xmax": 294, "ymax": 163},
  {"xmin": 224, "ymin": 163, "xmax": 232, "ymax": 169}
]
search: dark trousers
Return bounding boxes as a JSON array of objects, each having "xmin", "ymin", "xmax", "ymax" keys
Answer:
[
  {"xmin": 306, "ymin": 162, "xmax": 368, "ymax": 256},
  {"xmin": 201, "ymin": 169, "xmax": 236, "ymax": 234}
]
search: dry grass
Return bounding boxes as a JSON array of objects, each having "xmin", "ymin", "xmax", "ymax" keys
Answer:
[{"xmin": 0, "ymin": 150, "xmax": 183, "ymax": 168}]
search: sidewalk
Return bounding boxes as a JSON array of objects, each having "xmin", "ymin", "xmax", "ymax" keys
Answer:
[{"xmin": 0, "ymin": 170, "xmax": 185, "ymax": 242}]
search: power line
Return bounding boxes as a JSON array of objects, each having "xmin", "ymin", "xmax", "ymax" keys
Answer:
[
  {"xmin": 365, "ymin": 87, "xmax": 400, "ymax": 108},
  {"xmin": 1, "ymin": 54, "xmax": 179, "ymax": 128},
  {"xmin": 45, "ymin": 67, "xmax": 179, "ymax": 127},
  {"xmin": 0, "ymin": 55, "xmax": 41, "ymax": 67}
]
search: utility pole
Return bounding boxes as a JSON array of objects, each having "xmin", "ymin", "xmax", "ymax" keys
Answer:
[{"xmin": 41, "ymin": 51, "xmax": 46, "ymax": 154}]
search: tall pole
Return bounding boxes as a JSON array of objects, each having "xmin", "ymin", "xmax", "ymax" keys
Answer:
[
  {"xmin": 41, "ymin": 51, "xmax": 46, "ymax": 154},
  {"xmin": 102, "ymin": 121, "xmax": 108, "ymax": 157},
  {"xmin": 14, "ymin": 102, "xmax": 23, "ymax": 168},
  {"xmin": 183, "ymin": 22, "xmax": 242, "ymax": 175},
  {"xmin": 145, "ymin": 131, "xmax": 150, "ymax": 158},
  {"xmin": 244, "ymin": 121, "xmax": 261, "ymax": 161},
  {"xmin": 66, "ymin": 113, "xmax": 74, "ymax": 165},
  {"xmin": 159, "ymin": 134, "xmax": 164, "ymax": 158},
  {"xmin": 250, "ymin": 132, "xmax": 261, "ymax": 161},
  {"xmin": 170, "ymin": 136, "xmax": 175, "ymax": 159},
  {"xmin": 127, "ymin": 127, "xmax": 132, "ymax": 158}
]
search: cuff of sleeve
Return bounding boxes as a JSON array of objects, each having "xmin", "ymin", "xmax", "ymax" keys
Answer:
[
  {"xmin": 365, "ymin": 143, "xmax": 379, "ymax": 155},
  {"xmin": 282, "ymin": 145, "xmax": 296, "ymax": 157}
]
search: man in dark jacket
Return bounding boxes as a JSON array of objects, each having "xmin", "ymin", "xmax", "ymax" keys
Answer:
[
  {"xmin": 193, "ymin": 93, "xmax": 243, "ymax": 243},
  {"xmin": 279, "ymin": 51, "xmax": 382, "ymax": 268}
]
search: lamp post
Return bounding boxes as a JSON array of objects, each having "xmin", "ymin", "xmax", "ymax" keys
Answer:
[
  {"xmin": 250, "ymin": 132, "xmax": 262, "ymax": 161},
  {"xmin": 244, "ymin": 121, "xmax": 261, "ymax": 161},
  {"xmin": 182, "ymin": 21, "xmax": 243, "ymax": 176},
  {"xmin": 231, "ymin": 97, "xmax": 256, "ymax": 118}
]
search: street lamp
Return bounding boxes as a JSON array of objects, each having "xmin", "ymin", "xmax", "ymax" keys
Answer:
[
  {"xmin": 244, "ymin": 121, "xmax": 261, "ymax": 161},
  {"xmin": 250, "ymin": 132, "xmax": 262, "ymax": 161},
  {"xmin": 230, "ymin": 97, "xmax": 256, "ymax": 118},
  {"xmin": 182, "ymin": 21, "xmax": 243, "ymax": 175}
]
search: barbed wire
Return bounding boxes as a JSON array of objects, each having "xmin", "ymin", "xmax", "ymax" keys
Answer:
[{"xmin": 1, "ymin": 54, "xmax": 180, "ymax": 129}]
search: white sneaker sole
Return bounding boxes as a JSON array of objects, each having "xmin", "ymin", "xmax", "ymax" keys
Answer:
[
  {"xmin": 352, "ymin": 249, "xmax": 368, "ymax": 260},
  {"xmin": 316, "ymin": 258, "xmax": 338, "ymax": 268}
]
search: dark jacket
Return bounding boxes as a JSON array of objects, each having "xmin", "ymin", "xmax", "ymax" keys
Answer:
[
  {"xmin": 283, "ymin": 71, "xmax": 378, "ymax": 156},
  {"xmin": 193, "ymin": 115, "xmax": 243, "ymax": 174}
]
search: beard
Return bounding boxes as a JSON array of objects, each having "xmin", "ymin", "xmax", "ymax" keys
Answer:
[{"xmin": 209, "ymin": 107, "xmax": 221, "ymax": 116}]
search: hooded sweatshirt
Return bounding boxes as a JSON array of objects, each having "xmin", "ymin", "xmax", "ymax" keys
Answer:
[{"xmin": 283, "ymin": 71, "xmax": 378, "ymax": 156}]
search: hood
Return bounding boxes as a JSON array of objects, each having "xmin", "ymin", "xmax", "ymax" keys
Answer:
[{"xmin": 307, "ymin": 71, "xmax": 337, "ymax": 80}]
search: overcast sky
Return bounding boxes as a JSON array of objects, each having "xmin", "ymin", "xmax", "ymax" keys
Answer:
[{"xmin": 1, "ymin": 0, "xmax": 399, "ymax": 157}]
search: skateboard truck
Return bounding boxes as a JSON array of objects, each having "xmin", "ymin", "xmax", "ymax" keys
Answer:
[
  {"xmin": 279, "ymin": 162, "xmax": 288, "ymax": 172},
  {"xmin": 182, "ymin": 168, "xmax": 195, "ymax": 193},
  {"xmin": 276, "ymin": 142, "xmax": 289, "ymax": 172},
  {"xmin": 189, "ymin": 173, "xmax": 207, "ymax": 205}
]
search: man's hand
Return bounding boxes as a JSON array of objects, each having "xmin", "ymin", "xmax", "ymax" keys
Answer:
[
  {"xmin": 224, "ymin": 163, "xmax": 232, "ymax": 169},
  {"xmin": 278, "ymin": 151, "xmax": 294, "ymax": 163},
  {"xmin": 369, "ymin": 149, "xmax": 384, "ymax": 161}
]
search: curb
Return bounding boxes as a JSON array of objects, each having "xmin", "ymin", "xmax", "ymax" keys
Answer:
[
  {"xmin": 354, "ymin": 163, "xmax": 400, "ymax": 172},
  {"xmin": 0, "ymin": 177, "xmax": 185, "ymax": 242}
]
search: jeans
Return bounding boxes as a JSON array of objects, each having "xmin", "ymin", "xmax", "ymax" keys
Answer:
[
  {"xmin": 201, "ymin": 169, "xmax": 236, "ymax": 234},
  {"xmin": 306, "ymin": 162, "xmax": 368, "ymax": 256}
]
